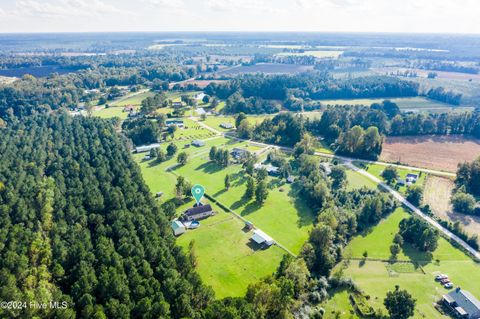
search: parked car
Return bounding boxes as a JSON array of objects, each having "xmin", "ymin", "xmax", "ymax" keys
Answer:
[
  {"xmin": 435, "ymin": 274, "xmax": 448, "ymax": 281},
  {"xmin": 444, "ymin": 282, "xmax": 454, "ymax": 289},
  {"xmin": 441, "ymin": 278, "xmax": 451, "ymax": 284}
]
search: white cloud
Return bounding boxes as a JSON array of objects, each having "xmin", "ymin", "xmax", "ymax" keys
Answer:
[
  {"xmin": 142, "ymin": 0, "xmax": 185, "ymax": 9},
  {"xmin": 12, "ymin": 0, "xmax": 131, "ymax": 19}
]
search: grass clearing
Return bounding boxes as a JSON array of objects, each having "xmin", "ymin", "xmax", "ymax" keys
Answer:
[
  {"xmin": 345, "ymin": 168, "xmax": 378, "ymax": 191},
  {"xmin": 176, "ymin": 207, "xmax": 285, "ymax": 298}
]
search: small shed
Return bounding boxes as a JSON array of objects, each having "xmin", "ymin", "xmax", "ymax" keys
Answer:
[
  {"xmin": 287, "ymin": 176, "xmax": 295, "ymax": 184},
  {"xmin": 171, "ymin": 220, "xmax": 186, "ymax": 236},
  {"xmin": 192, "ymin": 140, "xmax": 205, "ymax": 147},
  {"xmin": 251, "ymin": 229, "xmax": 274, "ymax": 247},
  {"xmin": 220, "ymin": 122, "xmax": 234, "ymax": 129}
]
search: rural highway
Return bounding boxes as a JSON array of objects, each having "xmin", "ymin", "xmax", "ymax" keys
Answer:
[{"xmin": 193, "ymin": 117, "xmax": 480, "ymax": 261}]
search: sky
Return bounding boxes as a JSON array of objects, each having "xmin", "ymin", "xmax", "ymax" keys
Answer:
[{"xmin": 0, "ymin": 0, "xmax": 479, "ymax": 34}]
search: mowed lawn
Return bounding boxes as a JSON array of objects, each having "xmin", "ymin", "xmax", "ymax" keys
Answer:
[
  {"xmin": 345, "ymin": 168, "xmax": 378, "ymax": 191},
  {"xmin": 338, "ymin": 208, "xmax": 480, "ymax": 319},
  {"xmin": 174, "ymin": 150, "xmax": 315, "ymax": 254},
  {"xmin": 176, "ymin": 210, "xmax": 285, "ymax": 298},
  {"xmin": 135, "ymin": 137, "xmax": 298, "ymax": 298},
  {"xmin": 112, "ymin": 90, "xmax": 156, "ymax": 107}
]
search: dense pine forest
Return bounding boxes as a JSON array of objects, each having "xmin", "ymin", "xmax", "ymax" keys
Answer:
[{"xmin": 0, "ymin": 114, "xmax": 213, "ymax": 318}]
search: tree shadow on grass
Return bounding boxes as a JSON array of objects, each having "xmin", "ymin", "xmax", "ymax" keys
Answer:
[
  {"xmin": 401, "ymin": 243, "xmax": 433, "ymax": 267},
  {"xmin": 212, "ymin": 188, "xmax": 227, "ymax": 197},
  {"xmin": 267, "ymin": 178, "xmax": 284, "ymax": 190},
  {"xmin": 241, "ymin": 201, "xmax": 262, "ymax": 216},
  {"xmin": 195, "ymin": 161, "xmax": 223, "ymax": 174},
  {"xmin": 231, "ymin": 196, "xmax": 251, "ymax": 211},
  {"xmin": 287, "ymin": 184, "xmax": 316, "ymax": 228}
]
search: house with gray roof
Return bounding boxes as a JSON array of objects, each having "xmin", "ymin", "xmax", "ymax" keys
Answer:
[{"xmin": 443, "ymin": 288, "xmax": 480, "ymax": 319}]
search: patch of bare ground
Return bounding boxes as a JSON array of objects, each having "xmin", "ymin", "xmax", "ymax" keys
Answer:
[
  {"xmin": 381, "ymin": 135, "xmax": 480, "ymax": 172},
  {"xmin": 424, "ymin": 175, "xmax": 480, "ymax": 244}
]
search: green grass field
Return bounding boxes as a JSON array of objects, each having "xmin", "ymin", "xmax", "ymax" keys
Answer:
[
  {"xmin": 94, "ymin": 105, "xmax": 139, "ymax": 119},
  {"xmin": 176, "ymin": 209, "xmax": 286, "ymax": 298},
  {"xmin": 112, "ymin": 91, "xmax": 156, "ymax": 107},
  {"xmin": 345, "ymin": 168, "xmax": 378, "ymax": 191},
  {"xmin": 203, "ymin": 116, "xmax": 236, "ymax": 132},
  {"xmin": 337, "ymin": 208, "xmax": 480, "ymax": 319},
  {"xmin": 174, "ymin": 152, "xmax": 315, "ymax": 253}
]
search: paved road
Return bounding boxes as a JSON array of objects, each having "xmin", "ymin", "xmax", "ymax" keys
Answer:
[
  {"xmin": 193, "ymin": 117, "xmax": 480, "ymax": 260},
  {"xmin": 346, "ymin": 161, "xmax": 480, "ymax": 261}
]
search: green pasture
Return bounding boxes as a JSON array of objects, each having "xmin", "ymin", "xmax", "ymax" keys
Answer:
[{"xmin": 176, "ymin": 209, "xmax": 285, "ymax": 299}]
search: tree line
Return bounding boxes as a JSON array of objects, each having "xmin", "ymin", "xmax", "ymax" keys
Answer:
[{"xmin": 0, "ymin": 114, "xmax": 213, "ymax": 318}]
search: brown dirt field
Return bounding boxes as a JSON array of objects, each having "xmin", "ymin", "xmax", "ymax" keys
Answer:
[
  {"xmin": 381, "ymin": 135, "xmax": 480, "ymax": 172},
  {"xmin": 424, "ymin": 175, "xmax": 480, "ymax": 244}
]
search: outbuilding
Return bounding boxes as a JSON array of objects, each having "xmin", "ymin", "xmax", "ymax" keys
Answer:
[
  {"xmin": 192, "ymin": 140, "xmax": 205, "ymax": 147},
  {"xmin": 171, "ymin": 220, "xmax": 186, "ymax": 236},
  {"xmin": 220, "ymin": 122, "xmax": 234, "ymax": 129},
  {"xmin": 250, "ymin": 229, "xmax": 274, "ymax": 247}
]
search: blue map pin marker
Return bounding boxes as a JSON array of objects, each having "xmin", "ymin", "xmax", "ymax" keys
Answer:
[{"xmin": 191, "ymin": 184, "xmax": 205, "ymax": 204}]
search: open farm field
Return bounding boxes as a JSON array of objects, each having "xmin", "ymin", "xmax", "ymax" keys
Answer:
[
  {"xmin": 425, "ymin": 175, "xmax": 480, "ymax": 244},
  {"xmin": 380, "ymin": 135, "xmax": 480, "ymax": 172},
  {"xmin": 318, "ymin": 96, "xmax": 470, "ymax": 113},
  {"xmin": 276, "ymin": 50, "xmax": 343, "ymax": 58},
  {"xmin": 339, "ymin": 208, "xmax": 480, "ymax": 319}
]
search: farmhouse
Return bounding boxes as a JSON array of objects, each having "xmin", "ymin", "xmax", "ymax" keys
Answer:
[
  {"xmin": 254, "ymin": 163, "xmax": 280, "ymax": 176},
  {"xmin": 250, "ymin": 229, "xmax": 274, "ymax": 247},
  {"xmin": 166, "ymin": 119, "xmax": 184, "ymax": 128},
  {"xmin": 231, "ymin": 147, "xmax": 250, "ymax": 159},
  {"xmin": 196, "ymin": 107, "xmax": 206, "ymax": 115},
  {"xmin": 171, "ymin": 220, "xmax": 186, "ymax": 236},
  {"xmin": 406, "ymin": 173, "xmax": 419, "ymax": 183},
  {"xmin": 181, "ymin": 204, "xmax": 214, "ymax": 221},
  {"xmin": 135, "ymin": 143, "xmax": 161, "ymax": 153},
  {"xmin": 191, "ymin": 140, "xmax": 205, "ymax": 147},
  {"xmin": 442, "ymin": 288, "xmax": 480, "ymax": 319},
  {"xmin": 220, "ymin": 122, "xmax": 234, "ymax": 129}
]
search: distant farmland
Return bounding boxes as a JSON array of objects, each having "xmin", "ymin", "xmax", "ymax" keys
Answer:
[
  {"xmin": 319, "ymin": 96, "xmax": 474, "ymax": 113},
  {"xmin": 215, "ymin": 63, "xmax": 314, "ymax": 75},
  {"xmin": 381, "ymin": 135, "xmax": 480, "ymax": 172}
]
